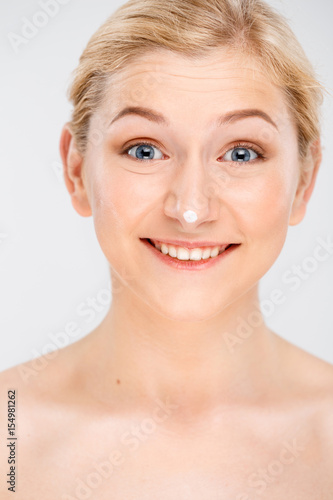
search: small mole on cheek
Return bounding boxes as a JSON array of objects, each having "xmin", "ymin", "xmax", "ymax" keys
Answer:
[{"xmin": 116, "ymin": 379, "xmax": 121, "ymax": 385}]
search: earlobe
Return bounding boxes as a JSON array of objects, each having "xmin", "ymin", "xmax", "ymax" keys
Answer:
[
  {"xmin": 59, "ymin": 123, "xmax": 92, "ymax": 217},
  {"xmin": 289, "ymin": 139, "xmax": 322, "ymax": 226}
]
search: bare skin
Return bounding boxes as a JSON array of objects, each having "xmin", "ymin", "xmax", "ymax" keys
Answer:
[{"xmin": 1, "ymin": 48, "xmax": 332, "ymax": 499}]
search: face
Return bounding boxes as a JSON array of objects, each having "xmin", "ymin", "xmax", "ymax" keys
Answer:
[{"xmin": 66, "ymin": 48, "xmax": 313, "ymax": 322}]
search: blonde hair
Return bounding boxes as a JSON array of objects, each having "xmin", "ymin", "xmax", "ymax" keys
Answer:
[{"xmin": 67, "ymin": 0, "xmax": 324, "ymax": 164}]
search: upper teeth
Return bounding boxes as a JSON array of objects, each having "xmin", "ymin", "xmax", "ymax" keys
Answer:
[{"xmin": 152, "ymin": 240, "xmax": 229, "ymax": 261}]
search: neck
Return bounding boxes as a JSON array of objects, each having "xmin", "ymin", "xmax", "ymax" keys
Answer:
[{"xmin": 78, "ymin": 283, "xmax": 282, "ymax": 418}]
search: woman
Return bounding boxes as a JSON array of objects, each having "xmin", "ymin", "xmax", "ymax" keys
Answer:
[{"xmin": 1, "ymin": 0, "xmax": 332, "ymax": 498}]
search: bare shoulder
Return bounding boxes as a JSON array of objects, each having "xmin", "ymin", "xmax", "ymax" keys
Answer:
[
  {"xmin": 280, "ymin": 335, "xmax": 333, "ymax": 393},
  {"xmin": 276, "ymin": 334, "xmax": 333, "ymax": 451},
  {"xmin": 0, "ymin": 340, "xmax": 84, "ymax": 442},
  {"xmin": 0, "ymin": 352, "xmax": 66, "ymax": 438},
  {"xmin": 0, "ymin": 343, "xmax": 73, "ymax": 396},
  {"xmin": 0, "ymin": 348, "xmax": 74, "ymax": 497},
  {"xmin": 0, "ymin": 361, "xmax": 32, "ymax": 435},
  {"xmin": 0, "ymin": 362, "xmax": 37, "ymax": 498}
]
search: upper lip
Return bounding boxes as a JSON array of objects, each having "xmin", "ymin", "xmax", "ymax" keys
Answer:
[{"xmin": 143, "ymin": 238, "xmax": 235, "ymax": 249}]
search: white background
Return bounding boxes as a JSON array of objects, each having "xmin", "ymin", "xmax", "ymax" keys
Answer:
[{"xmin": 1, "ymin": 0, "xmax": 332, "ymax": 371}]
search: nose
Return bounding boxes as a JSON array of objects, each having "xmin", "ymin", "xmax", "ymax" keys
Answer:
[{"xmin": 164, "ymin": 156, "xmax": 221, "ymax": 229}]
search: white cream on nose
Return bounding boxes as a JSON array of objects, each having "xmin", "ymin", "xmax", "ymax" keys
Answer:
[{"xmin": 183, "ymin": 210, "xmax": 198, "ymax": 223}]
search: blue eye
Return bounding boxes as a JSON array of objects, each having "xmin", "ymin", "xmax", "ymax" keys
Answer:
[
  {"xmin": 223, "ymin": 147, "xmax": 259, "ymax": 162},
  {"xmin": 126, "ymin": 143, "xmax": 164, "ymax": 161}
]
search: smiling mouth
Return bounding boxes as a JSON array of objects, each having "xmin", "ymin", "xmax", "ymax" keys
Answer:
[{"xmin": 143, "ymin": 238, "xmax": 236, "ymax": 261}]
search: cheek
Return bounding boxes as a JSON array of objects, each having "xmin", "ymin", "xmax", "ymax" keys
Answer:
[
  {"xmin": 218, "ymin": 166, "xmax": 298, "ymax": 286},
  {"xmin": 228, "ymin": 168, "xmax": 296, "ymax": 242},
  {"xmin": 88, "ymin": 168, "xmax": 152, "ymax": 249},
  {"xmin": 92, "ymin": 180, "xmax": 126, "ymax": 234}
]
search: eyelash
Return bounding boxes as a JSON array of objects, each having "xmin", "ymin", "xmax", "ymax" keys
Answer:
[{"xmin": 120, "ymin": 141, "xmax": 266, "ymax": 163}]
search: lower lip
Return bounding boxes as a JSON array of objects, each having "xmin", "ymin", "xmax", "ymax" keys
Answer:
[{"xmin": 141, "ymin": 239, "xmax": 240, "ymax": 271}]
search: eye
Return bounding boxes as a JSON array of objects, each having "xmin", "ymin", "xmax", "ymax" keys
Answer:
[
  {"xmin": 223, "ymin": 146, "xmax": 260, "ymax": 162},
  {"xmin": 125, "ymin": 142, "xmax": 164, "ymax": 161}
]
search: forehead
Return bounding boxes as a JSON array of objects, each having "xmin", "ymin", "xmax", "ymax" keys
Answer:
[{"xmin": 101, "ymin": 48, "xmax": 293, "ymax": 132}]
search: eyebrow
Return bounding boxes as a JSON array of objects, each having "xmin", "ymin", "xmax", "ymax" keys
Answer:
[{"xmin": 109, "ymin": 106, "xmax": 278, "ymax": 130}]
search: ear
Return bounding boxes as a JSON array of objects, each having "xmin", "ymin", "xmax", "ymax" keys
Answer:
[
  {"xmin": 289, "ymin": 139, "xmax": 322, "ymax": 226},
  {"xmin": 59, "ymin": 123, "xmax": 92, "ymax": 217}
]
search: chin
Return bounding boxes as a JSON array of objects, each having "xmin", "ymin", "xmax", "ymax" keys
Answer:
[{"xmin": 146, "ymin": 291, "xmax": 236, "ymax": 323}]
